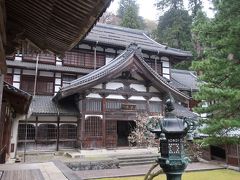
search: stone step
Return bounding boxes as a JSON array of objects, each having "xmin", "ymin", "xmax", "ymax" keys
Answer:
[
  {"xmin": 119, "ymin": 157, "xmax": 157, "ymax": 163},
  {"xmin": 120, "ymin": 160, "xmax": 156, "ymax": 166},
  {"xmin": 117, "ymin": 154, "xmax": 158, "ymax": 160},
  {"xmin": 117, "ymin": 154, "xmax": 158, "ymax": 167}
]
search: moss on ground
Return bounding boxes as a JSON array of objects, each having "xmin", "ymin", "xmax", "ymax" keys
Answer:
[{"xmin": 97, "ymin": 169, "xmax": 240, "ymax": 180}]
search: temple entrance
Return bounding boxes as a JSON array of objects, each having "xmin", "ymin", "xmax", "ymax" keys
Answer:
[{"xmin": 117, "ymin": 121, "xmax": 135, "ymax": 147}]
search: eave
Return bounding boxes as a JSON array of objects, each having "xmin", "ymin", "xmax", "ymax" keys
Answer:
[
  {"xmin": 3, "ymin": 82, "xmax": 32, "ymax": 114},
  {"xmin": 54, "ymin": 44, "xmax": 190, "ymax": 103},
  {"xmin": 1, "ymin": 0, "xmax": 112, "ymax": 72}
]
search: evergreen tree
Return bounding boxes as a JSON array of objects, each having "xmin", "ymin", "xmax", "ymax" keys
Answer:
[
  {"xmin": 156, "ymin": 9, "xmax": 192, "ymax": 50},
  {"xmin": 118, "ymin": 0, "xmax": 144, "ymax": 29},
  {"xmin": 117, "ymin": 0, "xmax": 129, "ymax": 19},
  {"xmin": 191, "ymin": 10, "xmax": 209, "ymax": 59},
  {"xmin": 188, "ymin": 0, "xmax": 202, "ymax": 18},
  {"xmin": 192, "ymin": 0, "xmax": 240, "ymax": 145},
  {"xmin": 156, "ymin": 0, "xmax": 183, "ymax": 10}
]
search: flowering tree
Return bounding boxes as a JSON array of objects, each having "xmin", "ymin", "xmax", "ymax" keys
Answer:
[{"xmin": 128, "ymin": 113, "xmax": 160, "ymax": 147}]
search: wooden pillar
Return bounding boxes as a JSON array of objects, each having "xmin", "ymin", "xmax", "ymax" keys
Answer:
[
  {"xmin": 56, "ymin": 116, "xmax": 60, "ymax": 151},
  {"xmin": 102, "ymin": 95, "xmax": 106, "ymax": 148},
  {"xmin": 0, "ymin": 74, "xmax": 4, "ymax": 123},
  {"xmin": 76, "ymin": 116, "xmax": 81, "ymax": 148},
  {"xmin": 35, "ymin": 116, "xmax": 38, "ymax": 149},
  {"xmin": 0, "ymin": 1, "xmax": 7, "ymax": 119},
  {"xmin": 80, "ymin": 99, "xmax": 86, "ymax": 149}
]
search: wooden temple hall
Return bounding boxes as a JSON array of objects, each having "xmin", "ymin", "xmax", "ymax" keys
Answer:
[
  {"xmin": 2, "ymin": 4, "xmax": 199, "ymax": 157},
  {"xmin": 3, "ymin": 23, "xmax": 198, "ymax": 155},
  {"xmin": 0, "ymin": 0, "xmax": 112, "ymax": 162}
]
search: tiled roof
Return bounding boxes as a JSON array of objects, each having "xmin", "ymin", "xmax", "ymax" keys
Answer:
[
  {"xmin": 6, "ymin": 60, "xmax": 92, "ymax": 74},
  {"xmin": 170, "ymin": 69, "xmax": 199, "ymax": 91},
  {"xmin": 84, "ymin": 23, "xmax": 192, "ymax": 57},
  {"xmin": 173, "ymin": 103, "xmax": 198, "ymax": 119},
  {"xmin": 30, "ymin": 96, "xmax": 78, "ymax": 116},
  {"xmin": 54, "ymin": 43, "xmax": 190, "ymax": 102},
  {"xmin": 4, "ymin": 82, "xmax": 32, "ymax": 114}
]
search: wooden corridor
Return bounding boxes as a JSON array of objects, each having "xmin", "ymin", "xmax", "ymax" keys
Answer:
[{"xmin": 0, "ymin": 169, "xmax": 44, "ymax": 180}]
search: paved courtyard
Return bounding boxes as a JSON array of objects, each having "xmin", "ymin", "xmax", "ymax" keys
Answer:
[
  {"xmin": 0, "ymin": 148, "xmax": 231, "ymax": 180},
  {"xmin": 75, "ymin": 162, "xmax": 224, "ymax": 179},
  {"xmin": 0, "ymin": 161, "xmax": 224, "ymax": 180}
]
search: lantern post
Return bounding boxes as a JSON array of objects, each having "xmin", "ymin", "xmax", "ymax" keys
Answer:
[{"xmin": 147, "ymin": 99, "xmax": 196, "ymax": 180}]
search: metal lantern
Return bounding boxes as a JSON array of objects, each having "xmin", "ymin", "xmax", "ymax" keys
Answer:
[{"xmin": 147, "ymin": 99, "xmax": 196, "ymax": 180}]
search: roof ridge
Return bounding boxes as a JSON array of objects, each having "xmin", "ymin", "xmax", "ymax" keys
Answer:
[
  {"xmin": 171, "ymin": 68, "xmax": 196, "ymax": 74},
  {"xmin": 134, "ymin": 53, "xmax": 190, "ymax": 100},
  {"xmin": 55, "ymin": 43, "xmax": 190, "ymax": 102},
  {"xmin": 61, "ymin": 44, "xmax": 138, "ymax": 92},
  {"xmin": 96, "ymin": 23, "xmax": 145, "ymax": 34}
]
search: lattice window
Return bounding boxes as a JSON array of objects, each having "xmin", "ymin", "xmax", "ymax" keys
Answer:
[
  {"xmin": 96, "ymin": 54, "xmax": 105, "ymax": 67},
  {"xmin": 156, "ymin": 62, "xmax": 162, "ymax": 75},
  {"xmin": 21, "ymin": 75, "xmax": 54, "ymax": 95},
  {"xmin": 59, "ymin": 124, "xmax": 77, "ymax": 139},
  {"xmin": 130, "ymin": 101, "xmax": 147, "ymax": 111},
  {"xmin": 37, "ymin": 124, "xmax": 57, "ymax": 140},
  {"xmin": 106, "ymin": 101, "xmax": 122, "ymax": 110},
  {"xmin": 86, "ymin": 99, "xmax": 102, "ymax": 112},
  {"xmin": 22, "ymin": 52, "xmax": 55, "ymax": 64},
  {"xmin": 37, "ymin": 78, "xmax": 54, "ymax": 95},
  {"xmin": 18, "ymin": 124, "xmax": 35, "ymax": 140},
  {"xmin": 145, "ymin": 59, "xmax": 162, "ymax": 75},
  {"xmin": 106, "ymin": 121, "xmax": 117, "ymax": 148},
  {"xmin": 149, "ymin": 102, "xmax": 162, "ymax": 113},
  {"xmin": 106, "ymin": 121, "xmax": 117, "ymax": 136},
  {"xmin": 21, "ymin": 76, "xmax": 34, "ymax": 94},
  {"xmin": 63, "ymin": 50, "xmax": 105, "ymax": 68},
  {"xmin": 85, "ymin": 117, "xmax": 102, "ymax": 137},
  {"xmin": 84, "ymin": 53, "xmax": 94, "ymax": 68},
  {"xmin": 63, "ymin": 51, "xmax": 85, "ymax": 67}
]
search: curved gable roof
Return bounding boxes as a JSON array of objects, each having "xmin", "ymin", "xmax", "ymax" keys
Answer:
[
  {"xmin": 84, "ymin": 23, "xmax": 192, "ymax": 57},
  {"xmin": 53, "ymin": 44, "xmax": 190, "ymax": 103}
]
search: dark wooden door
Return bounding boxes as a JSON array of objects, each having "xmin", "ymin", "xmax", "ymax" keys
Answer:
[{"xmin": 105, "ymin": 121, "xmax": 117, "ymax": 148}]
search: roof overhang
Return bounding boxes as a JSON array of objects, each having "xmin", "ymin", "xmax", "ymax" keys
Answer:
[
  {"xmin": 54, "ymin": 44, "xmax": 190, "ymax": 103},
  {"xmin": 3, "ymin": 82, "xmax": 32, "ymax": 114},
  {"xmin": 1, "ymin": 0, "xmax": 112, "ymax": 72}
]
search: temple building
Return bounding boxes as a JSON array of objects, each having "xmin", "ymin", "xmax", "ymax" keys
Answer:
[
  {"xmin": 4, "ymin": 23, "xmax": 198, "ymax": 156},
  {"xmin": 0, "ymin": 0, "xmax": 112, "ymax": 163}
]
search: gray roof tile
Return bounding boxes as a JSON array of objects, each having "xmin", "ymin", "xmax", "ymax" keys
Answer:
[
  {"xmin": 173, "ymin": 103, "xmax": 198, "ymax": 118},
  {"xmin": 170, "ymin": 69, "xmax": 199, "ymax": 91},
  {"xmin": 7, "ymin": 60, "xmax": 92, "ymax": 74},
  {"xmin": 85, "ymin": 23, "xmax": 192, "ymax": 57},
  {"xmin": 55, "ymin": 44, "xmax": 190, "ymax": 102},
  {"xmin": 30, "ymin": 96, "xmax": 78, "ymax": 116}
]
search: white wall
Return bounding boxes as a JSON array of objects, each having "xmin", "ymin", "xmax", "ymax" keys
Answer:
[
  {"xmin": 130, "ymin": 84, "xmax": 146, "ymax": 92},
  {"xmin": 106, "ymin": 82, "xmax": 124, "ymax": 90}
]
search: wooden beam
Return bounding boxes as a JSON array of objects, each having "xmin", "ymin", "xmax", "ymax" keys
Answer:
[
  {"xmin": 56, "ymin": 116, "xmax": 60, "ymax": 151},
  {"xmin": 0, "ymin": 0, "xmax": 6, "ymax": 73},
  {"xmin": 102, "ymin": 95, "xmax": 106, "ymax": 148},
  {"xmin": 90, "ymin": 88, "xmax": 162, "ymax": 99}
]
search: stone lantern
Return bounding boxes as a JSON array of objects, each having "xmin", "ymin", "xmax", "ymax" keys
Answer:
[{"xmin": 147, "ymin": 99, "xmax": 196, "ymax": 180}]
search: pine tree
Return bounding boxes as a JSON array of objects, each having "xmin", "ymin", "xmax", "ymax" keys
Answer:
[
  {"xmin": 188, "ymin": 0, "xmax": 202, "ymax": 18},
  {"xmin": 192, "ymin": 0, "xmax": 240, "ymax": 145},
  {"xmin": 191, "ymin": 10, "xmax": 209, "ymax": 59},
  {"xmin": 117, "ymin": 0, "xmax": 144, "ymax": 29},
  {"xmin": 156, "ymin": 0, "xmax": 184, "ymax": 10},
  {"xmin": 156, "ymin": 8, "xmax": 192, "ymax": 50}
]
